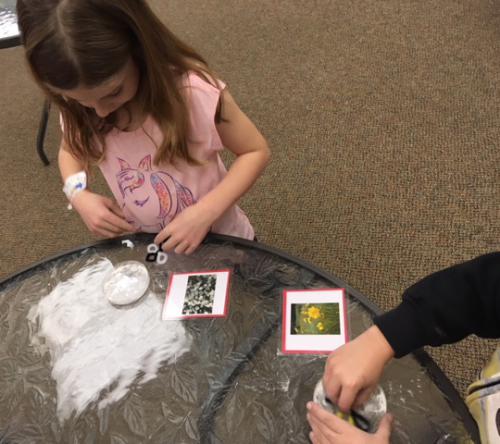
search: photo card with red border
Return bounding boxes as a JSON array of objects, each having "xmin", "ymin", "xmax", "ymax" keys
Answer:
[
  {"xmin": 282, "ymin": 288, "xmax": 349, "ymax": 354},
  {"xmin": 162, "ymin": 269, "xmax": 231, "ymax": 320}
]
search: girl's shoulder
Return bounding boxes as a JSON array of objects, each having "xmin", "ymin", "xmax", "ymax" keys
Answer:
[
  {"xmin": 176, "ymin": 70, "xmax": 225, "ymax": 151},
  {"xmin": 179, "ymin": 70, "xmax": 226, "ymax": 121},
  {"xmin": 179, "ymin": 70, "xmax": 226, "ymax": 96}
]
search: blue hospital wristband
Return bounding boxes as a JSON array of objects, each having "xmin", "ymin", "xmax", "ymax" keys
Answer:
[{"xmin": 62, "ymin": 171, "xmax": 87, "ymax": 210}]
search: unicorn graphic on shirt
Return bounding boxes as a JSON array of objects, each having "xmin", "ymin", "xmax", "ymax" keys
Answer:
[{"xmin": 115, "ymin": 155, "xmax": 195, "ymax": 232}]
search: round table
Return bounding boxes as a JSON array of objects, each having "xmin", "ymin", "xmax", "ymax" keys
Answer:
[{"xmin": 0, "ymin": 234, "xmax": 478, "ymax": 443}]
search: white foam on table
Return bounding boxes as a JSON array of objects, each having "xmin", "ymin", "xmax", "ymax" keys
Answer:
[{"xmin": 28, "ymin": 258, "xmax": 191, "ymax": 421}]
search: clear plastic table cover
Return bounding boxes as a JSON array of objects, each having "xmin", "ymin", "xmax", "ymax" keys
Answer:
[
  {"xmin": 0, "ymin": 234, "xmax": 476, "ymax": 443},
  {"xmin": 0, "ymin": 0, "xmax": 18, "ymax": 40}
]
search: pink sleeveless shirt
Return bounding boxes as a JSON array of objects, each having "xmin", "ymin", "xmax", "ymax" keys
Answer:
[{"xmin": 95, "ymin": 73, "xmax": 254, "ymax": 239}]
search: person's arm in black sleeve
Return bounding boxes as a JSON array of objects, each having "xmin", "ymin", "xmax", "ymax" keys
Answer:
[{"xmin": 374, "ymin": 252, "xmax": 500, "ymax": 358}]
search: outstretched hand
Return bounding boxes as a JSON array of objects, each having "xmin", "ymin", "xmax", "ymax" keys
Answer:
[
  {"xmin": 307, "ymin": 402, "xmax": 393, "ymax": 444},
  {"xmin": 323, "ymin": 325, "xmax": 394, "ymax": 412}
]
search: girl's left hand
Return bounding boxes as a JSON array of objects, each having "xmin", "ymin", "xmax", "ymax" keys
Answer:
[
  {"xmin": 154, "ymin": 203, "xmax": 214, "ymax": 255},
  {"xmin": 306, "ymin": 402, "xmax": 393, "ymax": 444}
]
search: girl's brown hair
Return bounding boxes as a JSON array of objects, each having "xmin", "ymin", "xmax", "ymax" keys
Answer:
[{"xmin": 17, "ymin": 0, "xmax": 218, "ymax": 170}]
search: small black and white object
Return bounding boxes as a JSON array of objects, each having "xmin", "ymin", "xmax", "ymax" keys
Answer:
[{"xmin": 146, "ymin": 243, "xmax": 168, "ymax": 265}]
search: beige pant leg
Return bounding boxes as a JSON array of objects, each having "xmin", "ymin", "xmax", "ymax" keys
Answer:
[{"xmin": 466, "ymin": 348, "xmax": 500, "ymax": 444}]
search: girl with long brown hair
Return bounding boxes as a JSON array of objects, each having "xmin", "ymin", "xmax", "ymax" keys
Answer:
[{"xmin": 17, "ymin": 0, "xmax": 270, "ymax": 254}]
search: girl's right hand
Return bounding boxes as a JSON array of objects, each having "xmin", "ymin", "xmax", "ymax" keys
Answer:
[{"xmin": 70, "ymin": 190, "xmax": 135, "ymax": 238}]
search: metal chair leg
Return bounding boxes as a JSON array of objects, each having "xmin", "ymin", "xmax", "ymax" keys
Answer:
[{"xmin": 36, "ymin": 100, "xmax": 51, "ymax": 165}]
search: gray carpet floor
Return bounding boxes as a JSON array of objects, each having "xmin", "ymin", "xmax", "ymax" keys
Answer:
[{"xmin": 1, "ymin": 0, "xmax": 499, "ymax": 396}]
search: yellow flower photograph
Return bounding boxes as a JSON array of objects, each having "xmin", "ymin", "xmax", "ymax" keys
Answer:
[{"xmin": 290, "ymin": 303, "xmax": 340, "ymax": 335}]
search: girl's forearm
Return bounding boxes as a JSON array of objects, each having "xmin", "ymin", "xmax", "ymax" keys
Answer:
[
  {"xmin": 197, "ymin": 147, "xmax": 270, "ymax": 222},
  {"xmin": 58, "ymin": 141, "xmax": 86, "ymax": 182}
]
